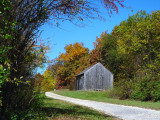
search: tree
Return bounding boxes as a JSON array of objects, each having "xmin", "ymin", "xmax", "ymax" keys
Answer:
[
  {"xmin": 56, "ymin": 42, "xmax": 89, "ymax": 88},
  {"xmin": 41, "ymin": 68, "xmax": 55, "ymax": 91},
  {"xmin": 113, "ymin": 10, "xmax": 160, "ymax": 77},
  {"xmin": 112, "ymin": 10, "xmax": 160, "ymax": 100},
  {"xmin": 59, "ymin": 42, "xmax": 89, "ymax": 62},
  {"xmin": 75, "ymin": 55, "xmax": 91, "ymax": 75},
  {"xmin": 34, "ymin": 73, "xmax": 44, "ymax": 91},
  {"xmin": 89, "ymin": 31, "xmax": 107, "ymax": 64},
  {"xmin": 0, "ymin": 0, "xmax": 124, "ymax": 118},
  {"xmin": 100, "ymin": 33, "xmax": 122, "ymax": 82}
]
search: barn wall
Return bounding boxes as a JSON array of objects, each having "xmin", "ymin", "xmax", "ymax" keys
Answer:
[
  {"xmin": 96, "ymin": 64, "xmax": 104, "ymax": 90},
  {"xmin": 84, "ymin": 63, "xmax": 113, "ymax": 90},
  {"xmin": 76, "ymin": 63, "xmax": 113, "ymax": 91},
  {"xmin": 84, "ymin": 66, "xmax": 96, "ymax": 90},
  {"xmin": 103, "ymin": 65, "xmax": 113, "ymax": 90}
]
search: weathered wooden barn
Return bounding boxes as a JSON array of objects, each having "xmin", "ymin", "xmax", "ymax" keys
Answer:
[{"xmin": 75, "ymin": 63, "xmax": 113, "ymax": 91}]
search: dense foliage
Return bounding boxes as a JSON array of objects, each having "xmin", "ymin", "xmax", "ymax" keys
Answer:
[
  {"xmin": 101, "ymin": 10, "xmax": 160, "ymax": 101},
  {"xmin": 56, "ymin": 43, "xmax": 90, "ymax": 89},
  {"xmin": 41, "ymin": 68, "xmax": 56, "ymax": 91}
]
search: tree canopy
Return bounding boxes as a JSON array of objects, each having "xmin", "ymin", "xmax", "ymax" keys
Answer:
[{"xmin": 56, "ymin": 42, "xmax": 89, "ymax": 88}]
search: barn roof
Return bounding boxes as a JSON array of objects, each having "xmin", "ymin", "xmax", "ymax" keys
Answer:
[
  {"xmin": 76, "ymin": 62, "xmax": 113, "ymax": 77},
  {"xmin": 76, "ymin": 65, "xmax": 94, "ymax": 77},
  {"xmin": 76, "ymin": 63, "xmax": 103, "ymax": 77}
]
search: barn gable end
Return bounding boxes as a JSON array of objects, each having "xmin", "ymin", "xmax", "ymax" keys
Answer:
[{"xmin": 75, "ymin": 63, "xmax": 113, "ymax": 91}]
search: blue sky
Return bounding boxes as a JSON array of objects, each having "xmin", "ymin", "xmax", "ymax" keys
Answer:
[{"xmin": 37, "ymin": 0, "xmax": 160, "ymax": 74}]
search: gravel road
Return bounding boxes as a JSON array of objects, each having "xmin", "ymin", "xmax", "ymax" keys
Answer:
[{"xmin": 45, "ymin": 92, "xmax": 160, "ymax": 120}]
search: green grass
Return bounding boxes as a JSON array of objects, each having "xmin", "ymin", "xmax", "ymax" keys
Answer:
[
  {"xmin": 42, "ymin": 97, "xmax": 117, "ymax": 120},
  {"xmin": 53, "ymin": 89, "xmax": 160, "ymax": 110}
]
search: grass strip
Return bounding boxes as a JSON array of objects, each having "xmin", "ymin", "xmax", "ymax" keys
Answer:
[
  {"xmin": 42, "ymin": 97, "xmax": 117, "ymax": 120},
  {"xmin": 53, "ymin": 90, "xmax": 160, "ymax": 110}
]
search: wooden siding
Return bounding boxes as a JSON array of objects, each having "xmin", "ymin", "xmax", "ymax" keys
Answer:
[{"xmin": 75, "ymin": 63, "xmax": 113, "ymax": 91}]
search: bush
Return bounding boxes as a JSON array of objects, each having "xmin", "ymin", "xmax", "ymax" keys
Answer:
[
  {"xmin": 0, "ymin": 81, "xmax": 45, "ymax": 119},
  {"xmin": 107, "ymin": 87, "xmax": 121, "ymax": 98},
  {"xmin": 68, "ymin": 82, "xmax": 75, "ymax": 91},
  {"xmin": 132, "ymin": 72, "xmax": 160, "ymax": 101},
  {"xmin": 107, "ymin": 79, "xmax": 133, "ymax": 99},
  {"xmin": 116, "ymin": 79, "xmax": 133, "ymax": 99}
]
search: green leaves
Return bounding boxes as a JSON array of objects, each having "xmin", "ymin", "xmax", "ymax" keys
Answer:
[
  {"xmin": 41, "ymin": 69, "xmax": 55, "ymax": 91},
  {"xmin": 100, "ymin": 10, "xmax": 160, "ymax": 101},
  {"xmin": 4, "ymin": 34, "xmax": 11, "ymax": 39}
]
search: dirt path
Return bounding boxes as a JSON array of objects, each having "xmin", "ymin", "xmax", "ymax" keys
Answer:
[{"xmin": 45, "ymin": 92, "xmax": 160, "ymax": 120}]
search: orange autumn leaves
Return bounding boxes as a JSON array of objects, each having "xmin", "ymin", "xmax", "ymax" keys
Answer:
[
  {"xmin": 56, "ymin": 42, "xmax": 90, "ymax": 89},
  {"xmin": 90, "ymin": 31, "xmax": 107, "ymax": 64},
  {"xmin": 59, "ymin": 42, "xmax": 89, "ymax": 62}
]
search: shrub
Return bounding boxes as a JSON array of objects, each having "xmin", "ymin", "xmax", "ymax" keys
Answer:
[
  {"xmin": 0, "ymin": 81, "xmax": 45, "ymax": 119},
  {"xmin": 116, "ymin": 79, "xmax": 133, "ymax": 99},
  {"xmin": 107, "ymin": 87, "xmax": 121, "ymax": 98},
  {"xmin": 132, "ymin": 71, "xmax": 160, "ymax": 101},
  {"xmin": 68, "ymin": 82, "xmax": 75, "ymax": 91},
  {"xmin": 108, "ymin": 79, "xmax": 133, "ymax": 99}
]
